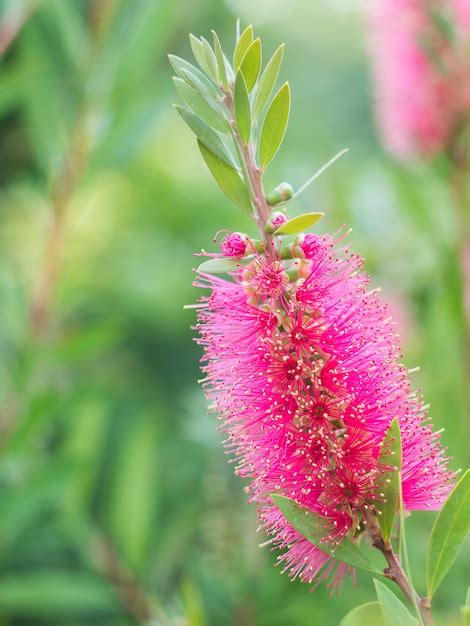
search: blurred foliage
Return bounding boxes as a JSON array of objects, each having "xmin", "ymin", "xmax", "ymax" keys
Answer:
[{"xmin": 0, "ymin": 1, "xmax": 468, "ymax": 625}]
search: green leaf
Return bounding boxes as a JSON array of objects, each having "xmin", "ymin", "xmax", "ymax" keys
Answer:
[
  {"xmin": 234, "ymin": 72, "xmax": 251, "ymax": 144},
  {"xmin": 175, "ymin": 106, "xmax": 234, "ymax": 166},
  {"xmin": 271, "ymin": 494, "xmax": 383, "ymax": 574},
  {"xmin": 273, "ymin": 212, "xmax": 324, "ymax": 235},
  {"xmin": 233, "ymin": 25, "xmax": 253, "ymax": 69},
  {"xmin": 197, "ymin": 257, "xmax": 250, "ymax": 274},
  {"xmin": 212, "ymin": 30, "xmax": 228, "ymax": 88},
  {"xmin": 464, "ymin": 589, "xmax": 470, "ymax": 626},
  {"xmin": 240, "ymin": 38, "xmax": 262, "ymax": 92},
  {"xmin": 198, "ymin": 140, "xmax": 252, "ymax": 215},
  {"xmin": 259, "ymin": 82, "xmax": 290, "ymax": 169},
  {"xmin": 189, "ymin": 34, "xmax": 212, "ymax": 76},
  {"xmin": 426, "ymin": 469, "xmax": 470, "ymax": 598},
  {"xmin": 107, "ymin": 414, "xmax": 158, "ymax": 571},
  {"xmin": 0, "ymin": 572, "xmax": 118, "ymax": 616},
  {"xmin": 168, "ymin": 54, "xmax": 220, "ymax": 97},
  {"xmin": 374, "ymin": 580, "xmax": 418, "ymax": 626},
  {"xmin": 253, "ymin": 44, "xmax": 284, "ymax": 118},
  {"xmin": 340, "ymin": 602, "xmax": 385, "ymax": 626},
  {"xmin": 200, "ymin": 37, "xmax": 218, "ymax": 80},
  {"xmin": 173, "ymin": 77, "xmax": 229, "ymax": 134},
  {"xmin": 376, "ymin": 418, "xmax": 402, "ymax": 543}
]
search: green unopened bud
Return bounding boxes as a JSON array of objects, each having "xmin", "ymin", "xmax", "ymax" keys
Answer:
[{"xmin": 266, "ymin": 182, "xmax": 294, "ymax": 206}]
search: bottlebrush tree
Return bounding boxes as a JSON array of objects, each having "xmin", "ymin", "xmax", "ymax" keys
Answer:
[{"xmin": 170, "ymin": 23, "xmax": 470, "ymax": 626}]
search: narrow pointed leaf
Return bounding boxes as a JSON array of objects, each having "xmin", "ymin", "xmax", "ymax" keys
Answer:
[
  {"xmin": 197, "ymin": 257, "xmax": 249, "ymax": 274},
  {"xmin": 200, "ymin": 37, "xmax": 218, "ymax": 80},
  {"xmin": 175, "ymin": 106, "xmax": 234, "ymax": 166},
  {"xmin": 179, "ymin": 68, "xmax": 221, "ymax": 106},
  {"xmin": 240, "ymin": 38, "xmax": 262, "ymax": 92},
  {"xmin": 376, "ymin": 418, "xmax": 402, "ymax": 543},
  {"xmin": 234, "ymin": 72, "xmax": 251, "ymax": 144},
  {"xmin": 374, "ymin": 580, "xmax": 418, "ymax": 626},
  {"xmin": 259, "ymin": 82, "xmax": 290, "ymax": 169},
  {"xmin": 426, "ymin": 469, "xmax": 470, "ymax": 598},
  {"xmin": 173, "ymin": 78, "xmax": 229, "ymax": 134},
  {"xmin": 212, "ymin": 30, "xmax": 228, "ymax": 88},
  {"xmin": 198, "ymin": 140, "xmax": 252, "ymax": 215},
  {"xmin": 340, "ymin": 602, "xmax": 385, "ymax": 626},
  {"xmin": 271, "ymin": 494, "xmax": 383, "ymax": 574},
  {"xmin": 464, "ymin": 589, "xmax": 470, "ymax": 626},
  {"xmin": 233, "ymin": 25, "xmax": 253, "ymax": 69},
  {"xmin": 189, "ymin": 34, "xmax": 212, "ymax": 76},
  {"xmin": 273, "ymin": 212, "xmax": 323, "ymax": 235},
  {"xmin": 254, "ymin": 44, "xmax": 284, "ymax": 118},
  {"xmin": 168, "ymin": 55, "xmax": 219, "ymax": 97}
]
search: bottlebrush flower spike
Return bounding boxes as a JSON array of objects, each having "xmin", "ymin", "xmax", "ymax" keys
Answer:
[
  {"xmin": 172, "ymin": 25, "xmax": 453, "ymax": 590},
  {"xmin": 368, "ymin": 0, "xmax": 470, "ymax": 158}
]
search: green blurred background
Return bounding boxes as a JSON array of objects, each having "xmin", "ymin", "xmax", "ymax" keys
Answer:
[{"xmin": 0, "ymin": 0, "xmax": 468, "ymax": 624}]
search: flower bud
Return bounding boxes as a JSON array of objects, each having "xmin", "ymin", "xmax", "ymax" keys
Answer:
[
  {"xmin": 266, "ymin": 182, "xmax": 294, "ymax": 206},
  {"xmin": 220, "ymin": 232, "xmax": 249, "ymax": 257},
  {"xmin": 296, "ymin": 233, "xmax": 322, "ymax": 259},
  {"xmin": 271, "ymin": 211, "xmax": 289, "ymax": 229}
]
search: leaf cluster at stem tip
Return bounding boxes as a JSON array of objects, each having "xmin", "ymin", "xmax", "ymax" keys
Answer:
[{"xmin": 169, "ymin": 23, "xmax": 289, "ymax": 217}]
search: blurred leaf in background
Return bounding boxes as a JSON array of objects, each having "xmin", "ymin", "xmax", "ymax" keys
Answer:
[{"xmin": 0, "ymin": 1, "xmax": 468, "ymax": 625}]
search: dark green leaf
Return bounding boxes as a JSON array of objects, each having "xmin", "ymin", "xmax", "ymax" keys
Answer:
[
  {"xmin": 234, "ymin": 72, "xmax": 251, "ymax": 144},
  {"xmin": 273, "ymin": 212, "xmax": 324, "ymax": 235},
  {"xmin": 197, "ymin": 257, "xmax": 250, "ymax": 274},
  {"xmin": 254, "ymin": 44, "xmax": 284, "ymax": 118},
  {"xmin": 175, "ymin": 106, "xmax": 234, "ymax": 166},
  {"xmin": 426, "ymin": 469, "xmax": 470, "ymax": 598},
  {"xmin": 0, "ymin": 572, "xmax": 118, "ymax": 616},
  {"xmin": 240, "ymin": 38, "xmax": 262, "ymax": 92},
  {"xmin": 259, "ymin": 82, "xmax": 290, "ymax": 169},
  {"xmin": 374, "ymin": 579, "xmax": 418, "ymax": 626},
  {"xmin": 198, "ymin": 140, "xmax": 252, "ymax": 215},
  {"xmin": 376, "ymin": 418, "xmax": 402, "ymax": 543},
  {"xmin": 271, "ymin": 494, "xmax": 383, "ymax": 574},
  {"xmin": 464, "ymin": 589, "xmax": 470, "ymax": 626},
  {"xmin": 173, "ymin": 77, "xmax": 229, "ymax": 134},
  {"xmin": 233, "ymin": 25, "xmax": 253, "ymax": 69},
  {"xmin": 212, "ymin": 30, "xmax": 228, "ymax": 88},
  {"xmin": 340, "ymin": 602, "xmax": 385, "ymax": 626}
]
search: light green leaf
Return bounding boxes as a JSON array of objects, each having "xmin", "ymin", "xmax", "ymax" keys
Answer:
[
  {"xmin": 234, "ymin": 72, "xmax": 251, "ymax": 144},
  {"xmin": 271, "ymin": 494, "xmax": 383, "ymax": 574},
  {"xmin": 173, "ymin": 78, "xmax": 228, "ymax": 134},
  {"xmin": 253, "ymin": 44, "xmax": 284, "ymax": 118},
  {"xmin": 200, "ymin": 37, "xmax": 218, "ymax": 80},
  {"xmin": 189, "ymin": 34, "xmax": 212, "ymax": 76},
  {"xmin": 376, "ymin": 418, "xmax": 402, "ymax": 544},
  {"xmin": 212, "ymin": 30, "xmax": 228, "ymax": 88},
  {"xmin": 240, "ymin": 38, "xmax": 262, "ymax": 92},
  {"xmin": 168, "ymin": 55, "xmax": 219, "ymax": 97},
  {"xmin": 175, "ymin": 106, "xmax": 234, "ymax": 166},
  {"xmin": 374, "ymin": 579, "xmax": 418, "ymax": 626},
  {"xmin": 197, "ymin": 257, "xmax": 249, "ymax": 274},
  {"xmin": 426, "ymin": 469, "xmax": 470, "ymax": 598},
  {"xmin": 340, "ymin": 602, "xmax": 385, "ymax": 626},
  {"xmin": 273, "ymin": 212, "xmax": 324, "ymax": 235},
  {"xmin": 198, "ymin": 140, "xmax": 252, "ymax": 215},
  {"xmin": 464, "ymin": 589, "xmax": 470, "ymax": 626},
  {"xmin": 233, "ymin": 25, "xmax": 253, "ymax": 69},
  {"xmin": 259, "ymin": 82, "xmax": 290, "ymax": 169}
]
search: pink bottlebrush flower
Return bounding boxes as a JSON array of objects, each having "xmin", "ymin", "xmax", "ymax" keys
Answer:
[
  {"xmin": 195, "ymin": 231, "xmax": 452, "ymax": 588},
  {"xmin": 368, "ymin": 0, "xmax": 467, "ymax": 158},
  {"xmin": 454, "ymin": 0, "xmax": 470, "ymax": 29},
  {"xmin": 219, "ymin": 232, "xmax": 249, "ymax": 257}
]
